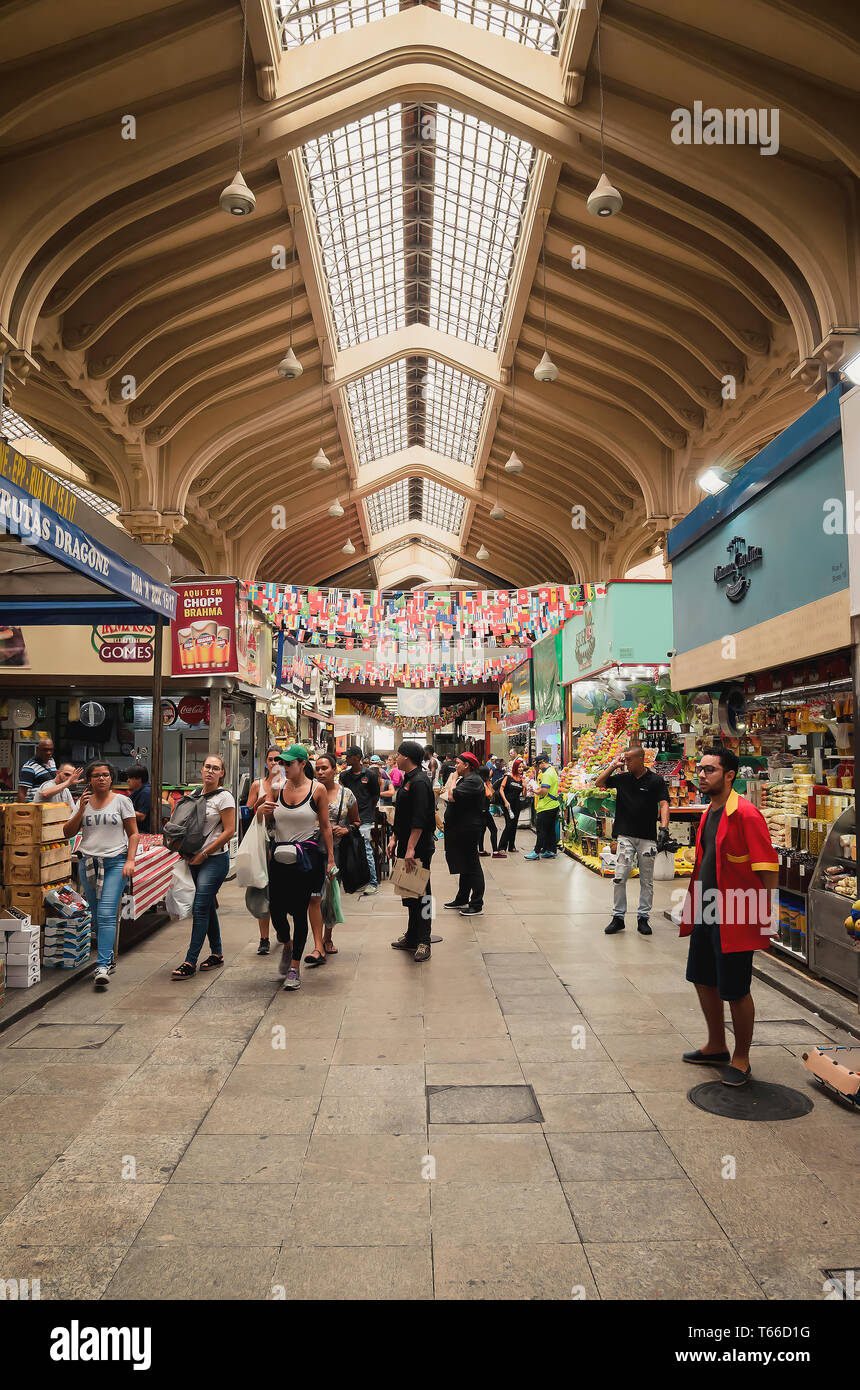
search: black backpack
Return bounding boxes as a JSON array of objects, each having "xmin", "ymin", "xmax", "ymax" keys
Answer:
[{"xmin": 162, "ymin": 788, "xmax": 214, "ymax": 857}]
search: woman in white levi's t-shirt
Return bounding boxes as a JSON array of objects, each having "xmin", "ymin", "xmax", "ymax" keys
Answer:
[
  {"xmin": 63, "ymin": 760, "xmax": 139, "ymax": 991},
  {"xmin": 172, "ymin": 753, "xmax": 236, "ymax": 980}
]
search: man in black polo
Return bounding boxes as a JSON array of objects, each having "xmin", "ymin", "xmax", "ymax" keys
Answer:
[
  {"xmin": 388, "ymin": 741, "xmax": 436, "ymax": 961},
  {"xmin": 339, "ymin": 744, "xmax": 381, "ymax": 896},
  {"xmin": 595, "ymin": 743, "xmax": 670, "ymax": 935}
]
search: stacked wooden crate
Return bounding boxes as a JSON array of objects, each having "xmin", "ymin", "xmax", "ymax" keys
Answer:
[{"xmin": 1, "ymin": 802, "xmax": 72, "ymax": 927}]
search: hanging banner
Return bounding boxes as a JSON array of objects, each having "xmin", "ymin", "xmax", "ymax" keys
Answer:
[
  {"xmin": 498, "ymin": 657, "xmax": 533, "ymax": 728},
  {"xmin": 396, "ymin": 687, "xmax": 441, "ymax": 717},
  {"xmin": 532, "ymin": 632, "xmax": 564, "ymax": 724},
  {"xmin": 171, "ymin": 580, "xmax": 238, "ymax": 676}
]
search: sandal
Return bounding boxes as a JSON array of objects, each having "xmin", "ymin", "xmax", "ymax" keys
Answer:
[
  {"xmin": 323, "ymin": 941, "xmax": 338, "ymax": 954},
  {"xmin": 304, "ymin": 950, "xmax": 327, "ymax": 967},
  {"xmin": 171, "ymin": 962, "xmax": 196, "ymax": 979},
  {"xmin": 199, "ymin": 954, "xmax": 224, "ymax": 971}
]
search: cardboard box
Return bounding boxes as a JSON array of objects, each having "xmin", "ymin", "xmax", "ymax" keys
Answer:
[
  {"xmin": 3, "ymin": 843, "xmax": 72, "ymax": 885},
  {"xmin": 0, "ymin": 907, "xmax": 32, "ymax": 931},
  {"xmin": 3, "ymin": 802, "xmax": 68, "ymax": 845},
  {"xmin": 5, "ymin": 883, "xmax": 70, "ymax": 926},
  {"xmin": 5, "ymin": 964, "xmax": 40, "ymax": 988}
]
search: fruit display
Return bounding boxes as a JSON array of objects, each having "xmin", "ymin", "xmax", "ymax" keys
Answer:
[
  {"xmin": 843, "ymin": 899, "xmax": 860, "ymax": 946},
  {"xmin": 566, "ymin": 705, "xmax": 646, "ymax": 787}
]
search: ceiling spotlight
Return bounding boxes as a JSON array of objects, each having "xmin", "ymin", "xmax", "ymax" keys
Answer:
[
  {"xmin": 489, "ymin": 502, "xmax": 505, "ymax": 520},
  {"xmin": 534, "ymin": 350, "xmax": 559, "ymax": 383},
  {"xmin": 504, "ymin": 450, "xmax": 524, "ymax": 475},
  {"xmin": 219, "ymin": 171, "xmax": 256, "ymax": 217},
  {"xmin": 476, "ymin": 543, "xmax": 490, "ymax": 562},
  {"xmin": 586, "ymin": 173, "xmax": 623, "ymax": 218},
  {"xmin": 328, "ymin": 498, "xmax": 345, "ymax": 518},
  {"xmin": 311, "ymin": 448, "xmax": 332, "ymax": 472},
  {"xmin": 277, "ymin": 346, "xmax": 303, "ymax": 379},
  {"xmin": 697, "ymin": 465, "xmax": 732, "ymax": 495},
  {"xmin": 342, "ymin": 537, "xmax": 356, "ymax": 555}
]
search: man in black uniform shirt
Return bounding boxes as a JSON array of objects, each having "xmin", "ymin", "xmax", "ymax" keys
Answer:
[
  {"xmin": 388, "ymin": 741, "xmax": 436, "ymax": 961},
  {"xmin": 339, "ymin": 744, "xmax": 381, "ymax": 895},
  {"xmin": 595, "ymin": 743, "xmax": 670, "ymax": 935}
]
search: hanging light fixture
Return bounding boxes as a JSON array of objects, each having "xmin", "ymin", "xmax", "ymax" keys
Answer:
[
  {"xmin": 476, "ymin": 543, "xmax": 490, "ymax": 562},
  {"xmin": 504, "ymin": 355, "xmax": 525, "ymax": 473},
  {"xmin": 310, "ymin": 345, "xmax": 331, "ymax": 471},
  {"xmin": 489, "ymin": 502, "xmax": 505, "ymax": 520},
  {"xmin": 342, "ymin": 537, "xmax": 356, "ymax": 555},
  {"xmin": 328, "ymin": 498, "xmax": 345, "ymax": 518},
  {"xmin": 586, "ymin": 5, "xmax": 623, "ymax": 218},
  {"xmin": 277, "ymin": 217, "xmax": 303, "ymax": 378},
  {"xmin": 534, "ymin": 213, "xmax": 558, "ymax": 382},
  {"xmin": 219, "ymin": 10, "xmax": 256, "ymax": 216}
]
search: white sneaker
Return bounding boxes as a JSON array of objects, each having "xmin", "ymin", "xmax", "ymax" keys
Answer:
[
  {"xmin": 93, "ymin": 967, "xmax": 110, "ymax": 991},
  {"xmin": 363, "ymin": 884, "xmax": 378, "ymax": 896}
]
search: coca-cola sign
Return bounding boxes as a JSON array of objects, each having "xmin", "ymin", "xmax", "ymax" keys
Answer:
[
  {"xmin": 91, "ymin": 625, "xmax": 154, "ymax": 663},
  {"xmin": 177, "ymin": 696, "xmax": 209, "ymax": 725}
]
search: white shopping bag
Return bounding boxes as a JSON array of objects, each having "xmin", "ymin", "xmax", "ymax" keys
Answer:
[
  {"xmin": 653, "ymin": 850, "xmax": 676, "ymax": 881},
  {"xmin": 235, "ymin": 814, "xmax": 269, "ymax": 888},
  {"xmin": 165, "ymin": 859, "xmax": 195, "ymax": 919}
]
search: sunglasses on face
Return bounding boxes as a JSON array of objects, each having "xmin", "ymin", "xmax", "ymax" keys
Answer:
[{"xmin": 696, "ymin": 765, "xmax": 720, "ymax": 775}]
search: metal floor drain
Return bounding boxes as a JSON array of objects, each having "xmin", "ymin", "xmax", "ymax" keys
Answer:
[
  {"xmin": 427, "ymin": 1084, "xmax": 544, "ymax": 1125},
  {"xmin": 688, "ymin": 1079, "xmax": 815, "ymax": 1121},
  {"xmin": 9, "ymin": 1023, "xmax": 121, "ymax": 1050},
  {"xmin": 727, "ymin": 1018, "xmax": 835, "ymax": 1045}
]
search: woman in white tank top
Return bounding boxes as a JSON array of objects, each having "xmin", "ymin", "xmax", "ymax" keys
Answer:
[
  {"xmin": 256, "ymin": 745, "xmax": 334, "ymax": 990},
  {"xmin": 245, "ymin": 746, "xmax": 286, "ymax": 954}
]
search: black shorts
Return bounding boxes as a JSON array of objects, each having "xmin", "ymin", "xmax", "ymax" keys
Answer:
[{"xmin": 685, "ymin": 921, "xmax": 753, "ymax": 1002}]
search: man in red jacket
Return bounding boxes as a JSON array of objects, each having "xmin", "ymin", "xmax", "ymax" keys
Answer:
[{"xmin": 680, "ymin": 747, "xmax": 779, "ymax": 1086}]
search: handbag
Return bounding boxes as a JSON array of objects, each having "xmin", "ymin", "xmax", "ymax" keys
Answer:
[{"xmin": 338, "ymin": 824, "xmax": 371, "ymax": 893}]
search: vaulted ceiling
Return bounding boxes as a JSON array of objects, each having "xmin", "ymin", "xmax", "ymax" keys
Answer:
[{"xmin": 1, "ymin": 0, "xmax": 857, "ymax": 587}]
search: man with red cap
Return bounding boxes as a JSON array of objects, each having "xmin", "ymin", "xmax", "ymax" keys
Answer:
[{"xmin": 441, "ymin": 752, "xmax": 487, "ymax": 916}]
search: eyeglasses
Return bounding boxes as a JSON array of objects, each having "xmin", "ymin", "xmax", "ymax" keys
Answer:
[
  {"xmin": 90, "ymin": 772, "xmax": 111, "ymax": 779},
  {"xmin": 696, "ymin": 765, "xmax": 720, "ymax": 776}
]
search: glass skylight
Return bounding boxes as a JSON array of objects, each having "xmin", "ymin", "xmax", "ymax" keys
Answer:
[
  {"xmin": 302, "ymin": 107, "xmax": 406, "ymax": 349},
  {"xmin": 346, "ymin": 360, "xmax": 408, "ymax": 466},
  {"xmin": 302, "ymin": 104, "xmax": 534, "ymax": 353},
  {"xmin": 422, "ymin": 479, "xmax": 466, "ymax": 532},
  {"xmin": 422, "ymin": 358, "xmax": 488, "ymax": 464},
  {"xmin": 275, "ymin": 0, "xmax": 568, "ymax": 53},
  {"xmin": 366, "ymin": 479, "xmax": 410, "ymax": 533}
]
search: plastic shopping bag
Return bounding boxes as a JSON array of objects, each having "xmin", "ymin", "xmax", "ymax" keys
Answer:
[
  {"xmin": 165, "ymin": 859, "xmax": 195, "ymax": 920},
  {"xmin": 653, "ymin": 850, "xmax": 676, "ymax": 881},
  {"xmin": 321, "ymin": 871, "xmax": 346, "ymax": 930},
  {"xmin": 235, "ymin": 813, "xmax": 269, "ymax": 889}
]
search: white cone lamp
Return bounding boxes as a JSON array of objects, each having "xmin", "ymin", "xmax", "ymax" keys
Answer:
[
  {"xmin": 489, "ymin": 502, "xmax": 505, "ymax": 520},
  {"xmin": 277, "ymin": 346, "xmax": 303, "ymax": 379},
  {"xmin": 476, "ymin": 543, "xmax": 490, "ymax": 562},
  {"xmin": 534, "ymin": 349, "xmax": 559, "ymax": 383},
  {"xmin": 328, "ymin": 498, "xmax": 345, "ymax": 518},
  {"xmin": 342, "ymin": 537, "xmax": 356, "ymax": 555},
  {"xmin": 311, "ymin": 448, "xmax": 332, "ymax": 472},
  {"xmin": 219, "ymin": 171, "xmax": 256, "ymax": 217},
  {"xmin": 504, "ymin": 450, "xmax": 524, "ymax": 475}
]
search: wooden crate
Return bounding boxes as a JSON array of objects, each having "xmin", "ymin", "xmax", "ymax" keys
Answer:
[
  {"xmin": 3, "ymin": 802, "xmax": 68, "ymax": 845},
  {"xmin": 3, "ymin": 842, "xmax": 72, "ymax": 885}
]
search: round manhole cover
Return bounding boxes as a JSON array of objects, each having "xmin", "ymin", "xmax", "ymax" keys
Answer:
[{"xmin": 688, "ymin": 1079, "xmax": 815, "ymax": 1121}]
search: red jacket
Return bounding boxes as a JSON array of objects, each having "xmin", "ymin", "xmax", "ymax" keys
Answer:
[{"xmin": 680, "ymin": 790, "xmax": 779, "ymax": 953}]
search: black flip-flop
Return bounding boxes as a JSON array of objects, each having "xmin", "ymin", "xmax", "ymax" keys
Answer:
[
  {"xmin": 323, "ymin": 942, "xmax": 338, "ymax": 954},
  {"xmin": 682, "ymin": 1049, "xmax": 730, "ymax": 1066},
  {"xmin": 304, "ymin": 950, "xmax": 327, "ymax": 967},
  {"xmin": 720, "ymin": 1065, "xmax": 752, "ymax": 1087}
]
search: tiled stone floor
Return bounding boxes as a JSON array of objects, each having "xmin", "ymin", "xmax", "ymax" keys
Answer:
[{"xmin": 0, "ymin": 838, "xmax": 857, "ymax": 1300}]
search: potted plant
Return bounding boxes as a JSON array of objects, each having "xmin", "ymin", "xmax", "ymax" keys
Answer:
[{"xmin": 663, "ymin": 689, "xmax": 699, "ymax": 732}]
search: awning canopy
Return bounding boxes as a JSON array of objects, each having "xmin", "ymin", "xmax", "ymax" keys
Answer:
[{"xmin": 1, "ymin": 441, "xmax": 175, "ymax": 622}]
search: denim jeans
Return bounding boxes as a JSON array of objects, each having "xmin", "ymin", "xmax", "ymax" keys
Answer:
[
  {"xmin": 612, "ymin": 836, "xmax": 656, "ymax": 917},
  {"xmin": 359, "ymin": 821, "xmax": 378, "ymax": 887},
  {"xmin": 82, "ymin": 855, "xmax": 127, "ymax": 969},
  {"xmin": 186, "ymin": 852, "xmax": 230, "ymax": 965}
]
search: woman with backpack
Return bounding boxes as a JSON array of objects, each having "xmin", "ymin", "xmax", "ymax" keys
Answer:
[
  {"xmin": 63, "ymin": 759, "xmax": 138, "ymax": 991},
  {"xmin": 171, "ymin": 754, "xmax": 236, "ymax": 979}
]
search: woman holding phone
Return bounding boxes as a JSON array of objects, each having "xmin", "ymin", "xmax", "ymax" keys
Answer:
[
  {"xmin": 63, "ymin": 760, "xmax": 138, "ymax": 991},
  {"xmin": 245, "ymin": 745, "xmax": 285, "ymax": 954}
]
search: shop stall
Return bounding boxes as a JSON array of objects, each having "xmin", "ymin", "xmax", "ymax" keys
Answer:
[
  {"xmin": 532, "ymin": 631, "xmax": 565, "ymax": 762},
  {"xmin": 668, "ymin": 383, "xmax": 857, "ymax": 999}
]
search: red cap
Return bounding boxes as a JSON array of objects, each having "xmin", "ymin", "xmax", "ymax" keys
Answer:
[{"xmin": 459, "ymin": 752, "xmax": 480, "ymax": 770}]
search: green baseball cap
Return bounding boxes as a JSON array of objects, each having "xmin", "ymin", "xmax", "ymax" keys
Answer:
[{"xmin": 278, "ymin": 743, "xmax": 309, "ymax": 764}]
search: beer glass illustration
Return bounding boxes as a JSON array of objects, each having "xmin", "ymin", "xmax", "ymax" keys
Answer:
[
  {"xmin": 192, "ymin": 619, "xmax": 217, "ymax": 668},
  {"xmin": 215, "ymin": 624, "xmax": 231, "ymax": 669},
  {"xmin": 178, "ymin": 627, "xmax": 196, "ymax": 670}
]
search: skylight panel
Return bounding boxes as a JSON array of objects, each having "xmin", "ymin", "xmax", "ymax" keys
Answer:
[
  {"xmin": 274, "ymin": 0, "xmax": 568, "ymax": 53},
  {"xmin": 347, "ymin": 360, "xmax": 409, "ymax": 466},
  {"xmin": 423, "ymin": 358, "xmax": 488, "ymax": 466},
  {"xmin": 365, "ymin": 479, "xmax": 410, "ymax": 532},
  {"xmin": 423, "ymin": 479, "xmax": 465, "ymax": 532}
]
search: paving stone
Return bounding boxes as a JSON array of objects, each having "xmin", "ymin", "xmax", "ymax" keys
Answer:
[
  {"xmin": 429, "ymin": 1133, "xmax": 557, "ymax": 1183},
  {"xmin": 201, "ymin": 1093, "xmax": 320, "ymax": 1135},
  {"xmin": 272, "ymin": 1244, "xmax": 432, "ymax": 1299},
  {"xmin": 0, "ymin": 1181, "xmax": 163, "ymax": 1246},
  {"xmin": 539, "ymin": 1093, "xmax": 654, "ymax": 1133},
  {"xmin": 302, "ymin": 1134, "xmax": 427, "ymax": 1183},
  {"xmin": 695, "ymin": 1176, "xmax": 860, "ymax": 1243},
  {"xmin": 430, "ymin": 1181, "xmax": 578, "ymax": 1245},
  {"xmin": 521, "ymin": 1061, "xmax": 629, "ymax": 1095},
  {"xmin": 545, "ymin": 1131, "xmax": 684, "ymax": 1182},
  {"xmin": 733, "ymin": 1241, "xmax": 860, "ymax": 1299},
  {"xmin": 323, "ymin": 1063, "xmax": 426, "ymax": 1097},
  {"xmin": 103, "ymin": 1240, "xmax": 279, "ymax": 1299},
  {"xmin": 285, "ymin": 1181, "xmax": 430, "ymax": 1246},
  {"xmin": 433, "ymin": 1242, "xmax": 598, "ymax": 1300},
  {"xmin": 141, "ymin": 1183, "xmax": 298, "ymax": 1246},
  {"xmin": 427, "ymin": 1084, "xmax": 542, "ymax": 1125},
  {"xmin": 172, "ymin": 1134, "xmax": 309, "ymax": 1184},
  {"xmin": 313, "ymin": 1094, "xmax": 427, "ymax": 1135},
  {"xmin": 0, "ymin": 1240, "xmax": 129, "ymax": 1299},
  {"xmin": 585, "ymin": 1240, "xmax": 764, "ymax": 1301},
  {"xmin": 43, "ymin": 1133, "xmax": 190, "ymax": 1184},
  {"xmin": 563, "ymin": 1178, "xmax": 724, "ymax": 1242}
]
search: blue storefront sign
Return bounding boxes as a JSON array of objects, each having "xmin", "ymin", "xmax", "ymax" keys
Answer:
[{"xmin": 0, "ymin": 441, "xmax": 176, "ymax": 620}]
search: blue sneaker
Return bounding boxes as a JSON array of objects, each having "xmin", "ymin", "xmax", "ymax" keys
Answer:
[
  {"xmin": 541, "ymin": 851, "xmax": 557, "ymax": 859},
  {"xmin": 524, "ymin": 851, "xmax": 541, "ymax": 861}
]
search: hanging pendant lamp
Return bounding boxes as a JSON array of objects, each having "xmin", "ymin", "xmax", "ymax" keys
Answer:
[
  {"xmin": 277, "ymin": 214, "xmax": 303, "ymax": 377},
  {"xmin": 342, "ymin": 537, "xmax": 356, "ymax": 555},
  {"xmin": 219, "ymin": 12, "xmax": 255, "ymax": 215},
  {"xmin": 505, "ymin": 352, "xmax": 524, "ymax": 474},
  {"xmin": 585, "ymin": 12, "xmax": 623, "ymax": 218},
  {"xmin": 476, "ymin": 543, "xmax": 490, "ymax": 562},
  {"xmin": 328, "ymin": 498, "xmax": 345, "ymax": 518},
  {"xmin": 310, "ymin": 346, "xmax": 330, "ymax": 469},
  {"xmin": 504, "ymin": 450, "xmax": 523, "ymax": 475},
  {"xmin": 534, "ymin": 215, "xmax": 558, "ymax": 382}
]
